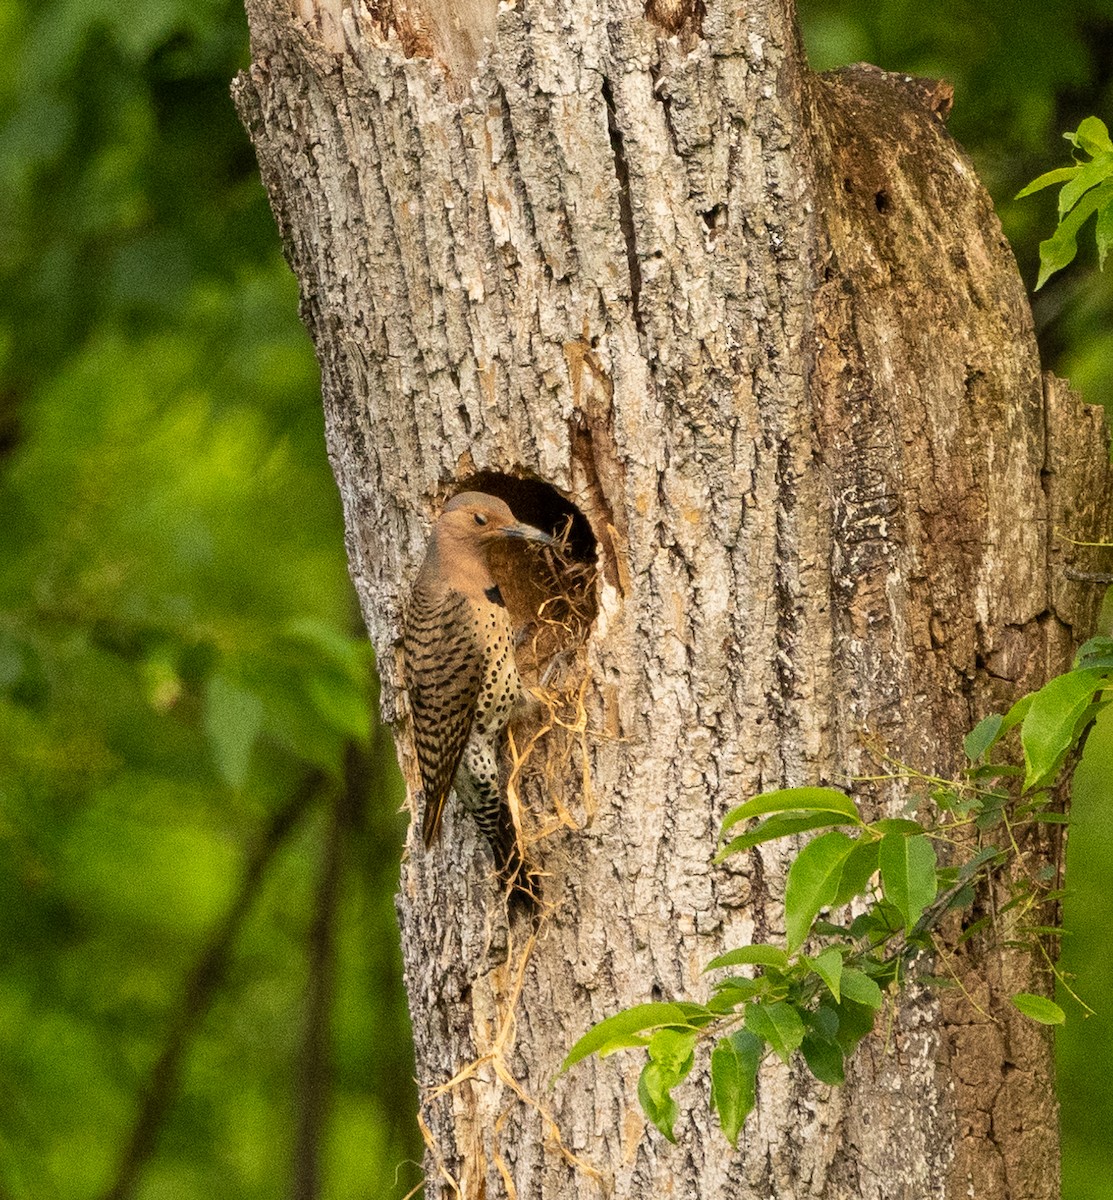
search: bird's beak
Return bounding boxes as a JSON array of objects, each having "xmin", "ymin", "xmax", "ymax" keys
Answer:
[{"xmin": 503, "ymin": 522, "xmax": 553, "ymax": 545}]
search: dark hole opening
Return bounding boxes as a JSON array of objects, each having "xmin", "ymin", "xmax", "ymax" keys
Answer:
[
  {"xmin": 874, "ymin": 190, "xmax": 890, "ymax": 213},
  {"xmin": 456, "ymin": 472, "xmax": 596, "ymax": 563}
]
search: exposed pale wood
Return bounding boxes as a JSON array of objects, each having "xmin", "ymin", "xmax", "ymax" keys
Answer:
[{"xmin": 235, "ymin": 2, "xmax": 1111, "ymax": 1196}]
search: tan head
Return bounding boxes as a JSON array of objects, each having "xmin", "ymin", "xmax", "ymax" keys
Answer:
[
  {"xmin": 417, "ymin": 492, "xmax": 552, "ymax": 597},
  {"xmin": 434, "ymin": 492, "xmax": 553, "ymax": 551}
]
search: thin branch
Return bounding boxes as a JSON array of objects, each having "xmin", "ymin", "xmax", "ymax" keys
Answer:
[
  {"xmin": 102, "ymin": 771, "xmax": 326, "ymax": 1200},
  {"xmin": 291, "ymin": 749, "xmax": 357, "ymax": 1199}
]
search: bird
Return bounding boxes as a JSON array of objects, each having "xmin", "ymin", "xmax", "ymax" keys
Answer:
[{"xmin": 404, "ymin": 491, "xmax": 552, "ymax": 904}]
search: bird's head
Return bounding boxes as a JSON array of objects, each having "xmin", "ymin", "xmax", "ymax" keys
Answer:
[{"xmin": 436, "ymin": 492, "xmax": 553, "ymax": 550}]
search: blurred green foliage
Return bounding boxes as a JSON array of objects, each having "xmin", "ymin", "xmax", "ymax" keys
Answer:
[
  {"xmin": 1, "ymin": 0, "xmax": 1110, "ymax": 1195},
  {"xmin": 0, "ymin": 1, "xmax": 417, "ymax": 1197},
  {"xmin": 1059, "ymin": 707, "xmax": 1113, "ymax": 1198}
]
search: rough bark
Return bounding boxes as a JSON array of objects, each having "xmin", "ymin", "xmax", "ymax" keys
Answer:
[{"xmin": 234, "ymin": 2, "xmax": 1112, "ymax": 1197}]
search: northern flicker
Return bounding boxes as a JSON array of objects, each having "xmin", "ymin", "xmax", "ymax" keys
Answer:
[{"xmin": 404, "ymin": 492, "xmax": 551, "ymax": 901}]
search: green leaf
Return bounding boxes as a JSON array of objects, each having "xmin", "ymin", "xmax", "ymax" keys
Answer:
[
  {"xmin": 705, "ymin": 945, "xmax": 790, "ymax": 973},
  {"xmin": 710, "ymin": 1031, "xmax": 762, "ymax": 1146},
  {"xmin": 783, "ymin": 830, "xmax": 856, "ymax": 952},
  {"xmin": 1057, "ymin": 151, "xmax": 1113, "ymax": 217},
  {"xmin": 1020, "ymin": 667, "xmax": 1108, "ymax": 789},
  {"xmin": 716, "ymin": 811, "xmax": 853, "ymax": 860},
  {"xmin": 204, "ymin": 673, "xmax": 263, "ymax": 789},
  {"xmin": 831, "ymin": 997, "xmax": 878, "ymax": 1053},
  {"xmin": 840, "ymin": 968, "xmax": 884, "ymax": 1010},
  {"xmin": 807, "ymin": 1006, "xmax": 840, "ymax": 1040},
  {"xmin": 721, "ymin": 788, "xmax": 862, "ymax": 838},
  {"xmin": 711, "ymin": 975, "xmax": 769, "ymax": 998},
  {"xmin": 964, "ymin": 713, "xmax": 1004, "ymax": 761},
  {"xmin": 744, "ymin": 1001, "xmax": 806, "ymax": 1065},
  {"xmin": 1015, "ymin": 166, "xmax": 1079, "ymax": 199},
  {"xmin": 806, "ymin": 947, "xmax": 844, "ymax": 1003},
  {"xmin": 801, "ymin": 1032, "xmax": 846, "ymax": 1085},
  {"xmin": 647, "ymin": 1028, "xmax": 697, "ymax": 1078},
  {"xmin": 639, "ymin": 1030, "xmax": 698, "ymax": 1141},
  {"xmin": 708, "ymin": 979, "xmax": 769, "ymax": 1013},
  {"xmin": 1075, "ymin": 636, "xmax": 1113, "ymax": 670},
  {"xmin": 1001, "ymin": 694, "xmax": 1034, "ymax": 733},
  {"xmin": 1036, "ymin": 178, "xmax": 1113, "ymax": 288},
  {"xmin": 849, "ymin": 909, "xmax": 892, "ymax": 941},
  {"xmin": 594, "ymin": 1032, "xmax": 653, "ymax": 1057},
  {"xmin": 638, "ymin": 1062, "xmax": 680, "ymax": 1142},
  {"xmin": 870, "ymin": 818, "xmax": 927, "ymax": 836},
  {"xmin": 1070, "ymin": 116, "xmax": 1113, "ymax": 155},
  {"xmin": 975, "ymin": 795, "xmax": 1009, "ymax": 830},
  {"xmin": 1011, "ymin": 993, "xmax": 1066, "ymax": 1025},
  {"xmin": 879, "ymin": 832, "xmax": 938, "ymax": 930},
  {"xmin": 562, "ymin": 1003, "xmax": 710, "ymax": 1070},
  {"xmin": 830, "ymin": 838, "xmax": 881, "ymax": 909}
]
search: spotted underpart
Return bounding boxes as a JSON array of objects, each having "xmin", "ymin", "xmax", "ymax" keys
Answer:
[{"xmin": 453, "ymin": 598, "xmax": 520, "ymax": 836}]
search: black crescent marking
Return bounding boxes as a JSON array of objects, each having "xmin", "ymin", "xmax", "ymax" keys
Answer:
[{"xmin": 484, "ymin": 584, "xmax": 505, "ymax": 606}]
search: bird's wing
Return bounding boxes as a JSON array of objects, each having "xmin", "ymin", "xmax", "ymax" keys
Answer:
[{"xmin": 404, "ymin": 587, "xmax": 484, "ymax": 847}]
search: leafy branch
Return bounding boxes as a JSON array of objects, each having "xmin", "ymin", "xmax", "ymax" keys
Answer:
[
  {"xmin": 562, "ymin": 637, "xmax": 1113, "ymax": 1145},
  {"xmin": 1017, "ymin": 116, "xmax": 1113, "ymax": 288}
]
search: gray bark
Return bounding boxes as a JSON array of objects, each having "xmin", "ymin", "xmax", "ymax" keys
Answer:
[{"xmin": 234, "ymin": 1, "xmax": 1111, "ymax": 1196}]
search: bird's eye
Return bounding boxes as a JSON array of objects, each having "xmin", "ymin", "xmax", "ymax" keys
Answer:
[{"xmin": 474, "ymin": 513, "xmax": 488, "ymax": 526}]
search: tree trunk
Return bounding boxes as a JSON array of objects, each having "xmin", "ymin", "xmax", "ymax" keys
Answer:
[{"xmin": 234, "ymin": 2, "xmax": 1110, "ymax": 1197}]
